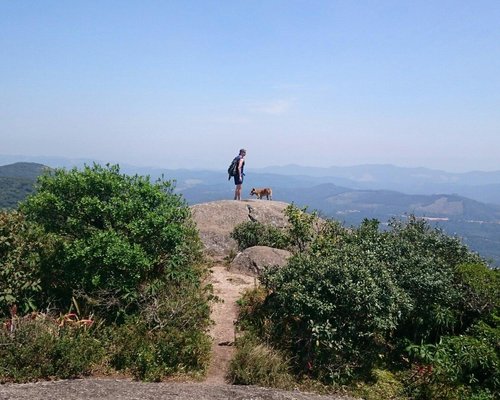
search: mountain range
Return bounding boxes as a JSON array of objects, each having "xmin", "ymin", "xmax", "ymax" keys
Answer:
[
  {"xmin": 252, "ymin": 164, "xmax": 500, "ymax": 206},
  {"xmin": 1, "ymin": 158, "xmax": 499, "ymax": 265}
]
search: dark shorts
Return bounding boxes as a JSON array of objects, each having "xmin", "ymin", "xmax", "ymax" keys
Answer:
[{"xmin": 234, "ymin": 175, "xmax": 243, "ymax": 185}]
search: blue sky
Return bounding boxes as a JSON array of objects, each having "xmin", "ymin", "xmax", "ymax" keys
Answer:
[{"xmin": 1, "ymin": 1, "xmax": 499, "ymax": 172}]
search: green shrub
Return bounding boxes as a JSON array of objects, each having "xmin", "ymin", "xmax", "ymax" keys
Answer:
[
  {"xmin": 0, "ymin": 314, "xmax": 104, "ymax": 382},
  {"xmin": 231, "ymin": 204, "xmax": 332, "ymax": 254},
  {"xmin": 232, "ymin": 212, "xmax": 496, "ymax": 397},
  {"xmin": 261, "ymin": 250, "xmax": 406, "ymax": 383},
  {"xmin": 352, "ymin": 369, "xmax": 405, "ymax": 400},
  {"xmin": 227, "ymin": 333, "xmax": 294, "ymax": 388},
  {"xmin": 283, "ymin": 204, "xmax": 318, "ymax": 252},
  {"xmin": 108, "ymin": 280, "xmax": 213, "ymax": 381},
  {"xmin": 231, "ymin": 221, "xmax": 289, "ymax": 251},
  {"xmin": 0, "ymin": 211, "xmax": 50, "ymax": 316},
  {"xmin": 109, "ymin": 317, "xmax": 211, "ymax": 381},
  {"xmin": 385, "ymin": 217, "xmax": 483, "ymax": 343},
  {"xmin": 237, "ymin": 213, "xmax": 489, "ymax": 388},
  {"xmin": 235, "ymin": 286, "xmax": 269, "ymax": 333},
  {"xmin": 455, "ymin": 263, "xmax": 499, "ymax": 327},
  {"xmin": 19, "ymin": 163, "xmax": 205, "ymax": 320},
  {"xmin": 1, "ymin": 163, "xmax": 213, "ymax": 382},
  {"xmin": 406, "ymin": 330, "xmax": 499, "ymax": 397}
]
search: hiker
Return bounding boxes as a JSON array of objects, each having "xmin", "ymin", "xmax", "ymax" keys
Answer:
[{"xmin": 233, "ymin": 148, "xmax": 246, "ymax": 200}]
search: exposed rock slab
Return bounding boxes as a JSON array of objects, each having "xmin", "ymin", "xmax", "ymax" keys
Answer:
[
  {"xmin": 0, "ymin": 378, "xmax": 357, "ymax": 399},
  {"xmin": 190, "ymin": 200, "xmax": 289, "ymax": 257},
  {"xmin": 229, "ymin": 246, "xmax": 292, "ymax": 277}
]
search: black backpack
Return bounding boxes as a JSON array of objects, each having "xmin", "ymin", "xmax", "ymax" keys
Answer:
[{"xmin": 227, "ymin": 157, "xmax": 239, "ymax": 180}]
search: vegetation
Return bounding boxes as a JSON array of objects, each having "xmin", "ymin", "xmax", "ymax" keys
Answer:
[
  {"xmin": 231, "ymin": 221, "xmax": 289, "ymax": 251},
  {"xmin": 230, "ymin": 205, "xmax": 499, "ymax": 399},
  {"xmin": 2, "ymin": 162, "xmax": 498, "ymax": 397},
  {"xmin": 0, "ymin": 163, "xmax": 47, "ymax": 210},
  {"xmin": 227, "ymin": 333, "xmax": 294, "ymax": 389},
  {"xmin": 0, "ymin": 313, "xmax": 103, "ymax": 383},
  {"xmin": 0, "ymin": 163, "xmax": 213, "ymax": 382},
  {"xmin": 0, "ymin": 177, "xmax": 38, "ymax": 209}
]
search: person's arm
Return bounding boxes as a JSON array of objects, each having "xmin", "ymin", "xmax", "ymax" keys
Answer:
[{"xmin": 238, "ymin": 158, "xmax": 244, "ymax": 178}]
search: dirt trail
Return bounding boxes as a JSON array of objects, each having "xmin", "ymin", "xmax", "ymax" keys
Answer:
[{"xmin": 204, "ymin": 261, "xmax": 257, "ymax": 384}]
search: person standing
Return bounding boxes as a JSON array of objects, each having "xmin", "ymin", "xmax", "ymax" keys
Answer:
[{"xmin": 233, "ymin": 148, "xmax": 246, "ymax": 200}]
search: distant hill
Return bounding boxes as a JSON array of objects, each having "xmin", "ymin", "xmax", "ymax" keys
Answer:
[
  {"xmin": 253, "ymin": 164, "xmax": 500, "ymax": 206},
  {"xmin": 0, "ymin": 162, "xmax": 49, "ymax": 179},
  {"xmin": 2, "ymin": 155, "xmax": 499, "ymax": 204},
  {"xmin": 0, "ymin": 162, "xmax": 49, "ymax": 209}
]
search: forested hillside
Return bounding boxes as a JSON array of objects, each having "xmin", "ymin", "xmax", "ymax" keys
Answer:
[
  {"xmin": 0, "ymin": 163, "xmax": 49, "ymax": 209},
  {"xmin": 0, "ymin": 162, "xmax": 49, "ymax": 179}
]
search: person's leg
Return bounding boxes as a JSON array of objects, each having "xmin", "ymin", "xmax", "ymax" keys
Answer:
[{"xmin": 234, "ymin": 184, "xmax": 242, "ymax": 200}]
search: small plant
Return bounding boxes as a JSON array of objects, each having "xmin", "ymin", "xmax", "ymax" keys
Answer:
[
  {"xmin": 235, "ymin": 286, "xmax": 268, "ymax": 333},
  {"xmin": 283, "ymin": 204, "xmax": 318, "ymax": 252},
  {"xmin": 227, "ymin": 333, "xmax": 294, "ymax": 389},
  {"xmin": 108, "ymin": 316, "xmax": 211, "ymax": 381},
  {"xmin": 352, "ymin": 369, "xmax": 405, "ymax": 400},
  {"xmin": 0, "ymin": 312, "xmax": 104, "ymax": 383},
  {"xmin": 224, "ymin": 248, "xmax": 238, "ymax": 267},
  {"xmin": 231, "ymin": 221, "xmax": 289, "ymax": 251}
]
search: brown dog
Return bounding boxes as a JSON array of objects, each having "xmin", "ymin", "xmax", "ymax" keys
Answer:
[{"xmin": 250, "ymin": 187, "xmax": 273, "ymax": 200}]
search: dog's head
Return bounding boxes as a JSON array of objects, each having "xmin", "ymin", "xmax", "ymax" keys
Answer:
[{"xmin": 250, "ymin": 188, "xmax": 257, "ymax": 196}]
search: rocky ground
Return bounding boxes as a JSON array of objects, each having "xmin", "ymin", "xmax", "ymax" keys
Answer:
[
  {"xmin": 0, "ymin": 200, "xmax": 357, "ymax": 400},
  {"xmin": 0, "ymin": 378, "xmax": 355, "ymax": 400}
]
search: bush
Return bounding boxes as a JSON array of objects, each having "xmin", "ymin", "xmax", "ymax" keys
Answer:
[
  {"xmin": 352, "ymin": 369, "xmax": 405, "ymax": 400},
  {"xmin": 235, "ymin": 286, "xmax": 269, "ymax": 333},
  {"xmin": 1, "ymin": 163, "xmax": 213, "ymax": 382},
  {"xmin": 0, "ymin": 313, "xmax": 104, "ymax": 382},
  {"xmin": 283, "ymin": 204, "xmax": 318, "ymax": 252},
  {"xmin": 109, "ymin": 319, "xmax": 211, "ymax": 381},
  {"xmin": 237, "ymin": 213, "xmax": 491, "ymax": 389},
  {"xmin": 0, "ymin": 211, "xmax": 49, "ymax": 316},
  {"xmin": 108, "ymin": 278, "xmax": 213, "ymax": 381},
  {"xmin": 230, "ymin": 204, "xmax": 326, "ymax": 253},
  {"xmin": 455, "ymin": 263, "xmax": 499, "ymax": 327},
  {"xmin": 19, "ymin": 163, "xmax": 205, "ymax": 320},
  {"xmin": 406, "ymin": 318, "xmax": 499, "ymax": 398},
  {"xmin": 385, "ymin": 217, "xmax": 483, "ymax": 343},
  {"xmin": 260, "ymin": 250, "xmax": 406, "ymax": 382},
  {"xmin": 227, "ymin": 333, "xmax": 294, "ymax": 388},
  {"xmin": 231, "ymin": 221, "xmax": 289, "ymax": 251}
]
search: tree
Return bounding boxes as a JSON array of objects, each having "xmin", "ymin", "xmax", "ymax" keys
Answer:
[{"xmin": 19, "ymin": 163, "xmax": 204, "ymax": 320}]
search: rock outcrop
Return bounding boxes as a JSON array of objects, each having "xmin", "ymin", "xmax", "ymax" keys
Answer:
[
  {"xmin": 190, "ymin": 200, "xmax": 289, "ymax": 257},
  {"xmin": 229, "ymin": 245, "xmax": 292, "ymax": 276}
]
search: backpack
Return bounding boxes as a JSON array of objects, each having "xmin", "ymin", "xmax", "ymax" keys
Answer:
[{"xmin": 227, "ymin": 157, "xmax": 239, "ymax": 180}]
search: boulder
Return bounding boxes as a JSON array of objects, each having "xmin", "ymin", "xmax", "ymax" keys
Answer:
[
  {"xmin": 190, "ymin": 200, "xmax": 289, "ymax": 257},
  {"xmin": 229, "ymin": 245, "xmax": 292, "ymax": 277}
]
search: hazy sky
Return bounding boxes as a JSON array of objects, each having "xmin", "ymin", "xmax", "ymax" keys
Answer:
[{"xmin": 1, "ymin": 1, "xmax": 499, "ymax": 172}]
